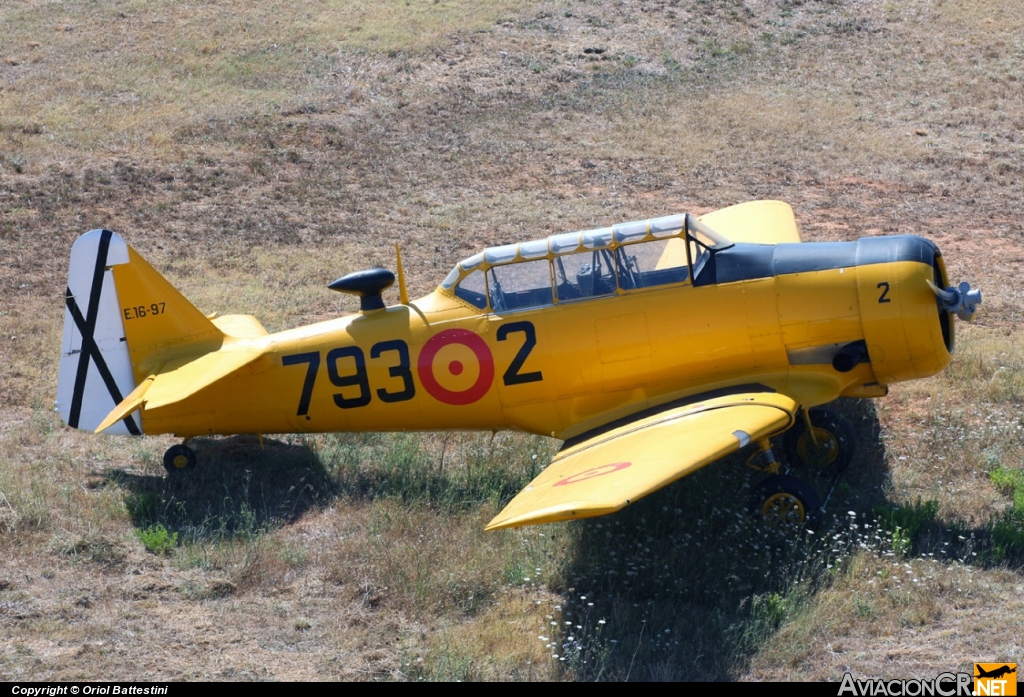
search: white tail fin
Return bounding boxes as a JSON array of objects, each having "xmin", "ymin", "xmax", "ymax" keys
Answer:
[{"xmin": 56, "ymin": 229, "xmax": 141, "ymax": 434}]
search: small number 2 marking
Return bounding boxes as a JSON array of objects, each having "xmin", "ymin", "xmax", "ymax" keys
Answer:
[{"xmin": 877, "ymin": 281, "xmax": 891, "ymax": 304}]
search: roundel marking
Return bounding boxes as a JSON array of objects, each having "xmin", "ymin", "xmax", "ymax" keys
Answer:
[
  {"xmin": 552, "ymin": 461, "xmax": 632, "ymax": 487},
  {"xmin": 417, "ymin": 328, "xmax": 495, "ymax": 405}
]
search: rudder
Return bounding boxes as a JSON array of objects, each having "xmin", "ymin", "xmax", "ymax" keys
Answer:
[{"xmin": 57, "ymin": 230, "xmax": 141, "ymax": 434}]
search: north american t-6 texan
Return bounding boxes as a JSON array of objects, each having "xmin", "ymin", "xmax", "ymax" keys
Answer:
[{"xmin": 56, "ymin": 200, "xmax": 982, "ymax": 529}]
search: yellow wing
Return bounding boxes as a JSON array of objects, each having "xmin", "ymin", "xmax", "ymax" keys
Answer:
[
  {"xmin": 485, "ymin": 392, "xmax": 797, "ymax": 530},
  {"xmin": 699, "ymin": 200, "xmax": 802, "ymax": 244}
]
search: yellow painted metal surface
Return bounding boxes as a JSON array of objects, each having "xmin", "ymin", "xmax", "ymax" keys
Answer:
[
  {"xmin": 857, "ymin": 259, "xmax": 951, "ymax": 383},
  {"xmin": 698, "ymin": 200, "xmax": 802, "ymax": 244},
  {"xmin": 94, "ymin": 376, "xmax": 154, "ymax": 434},
  {"xmin": 112, "ymin": 247, "xmax": 224, "ymax": 382},
  {"xmin": 211, "ymin": 315, "xmax": 268, "ymax": 339},
  {"xmin": 485, "ymin": 393, "xmax": 796, "ymax": 530},
  {"xmin": 142, "ymin": 349, "xmax": 265, "ymax": 411}
]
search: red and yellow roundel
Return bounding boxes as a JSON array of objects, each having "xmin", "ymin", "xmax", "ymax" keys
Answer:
[
  {"xmin": 553, "ymin": 462, "xmax": 632, "ymax": 487},
  {"xmin": 417, "ymin": 329, "xmax": 495, "ymax": 405}
]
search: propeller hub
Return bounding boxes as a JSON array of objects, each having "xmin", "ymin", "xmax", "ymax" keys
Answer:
[{"xmin": 929, "ymin": 279, "xmax": 982, "ymax": 322}]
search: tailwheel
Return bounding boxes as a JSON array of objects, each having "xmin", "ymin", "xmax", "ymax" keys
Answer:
[
  {"xmin": 783, "ymin": 408, "xmax": 855, "ymax": 475},
  {"xmin": 749, "ymin": 474, "xmax": 821, "ymax": 528},
  {"xmin": 163, "ymin": 443, "xmax": 197, "ymax": 474}
]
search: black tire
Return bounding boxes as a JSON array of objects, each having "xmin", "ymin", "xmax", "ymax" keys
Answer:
[
  {"xmin": 163, "ymin": 444, "xmax": 197, "ymax": 474},
  {"xmin": 749, "ymin": 474, "xmax": 822, "ymax": 528},
  {"xmin": 783, "ymin": 408, "xmax": 855, "ymax": 475}
]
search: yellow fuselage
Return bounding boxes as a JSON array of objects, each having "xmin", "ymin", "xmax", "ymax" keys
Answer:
[{"xmin": 139, "ymin": 239, "xmax": 952, "ymax": 440}]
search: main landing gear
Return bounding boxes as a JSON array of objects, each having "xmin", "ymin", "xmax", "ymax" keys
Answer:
[
  {"xmin": 163, "ymin": 441, "xmax": 196, "ymax": 474},
  {"xmin": 745, "ymin": 408, "xmax": 855, "ymax": 528},
  {"xmin": 749, "ymin": 474, "xmax": 821, "ymax": 528},
  {"xmin": 784, "ymin": 408, "xmax": 855, "ymax": 476}
]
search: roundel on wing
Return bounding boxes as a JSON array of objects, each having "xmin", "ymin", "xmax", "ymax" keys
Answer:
[
  {"xmin": 417, "ymin": 328, "xmax": 495, "ymax": 405},
  {"xmin": 553, "ymin": 461, "xmax": 632, "ymax": 487}
]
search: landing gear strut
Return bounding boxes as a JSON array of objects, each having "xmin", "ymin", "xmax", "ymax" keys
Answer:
[
  {"xmin": 783, "ymin": 408, "xmax": 855, "ymax": 475},
  {"xmin": 163, "ymin": 441, "xmax": 196, "ymax": 474}
]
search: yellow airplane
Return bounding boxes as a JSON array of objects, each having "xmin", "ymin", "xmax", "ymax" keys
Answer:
[{"xmin": 56, "ymin": 200, "xmax": 982, "ymax": 529}]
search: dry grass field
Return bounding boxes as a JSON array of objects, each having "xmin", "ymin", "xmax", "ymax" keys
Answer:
[{"xmin": 1, "ymin": 0, "xmax": 1023, "ymax": 681}]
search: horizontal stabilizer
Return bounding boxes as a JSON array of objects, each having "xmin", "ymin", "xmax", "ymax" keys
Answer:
[
  {"xmin": 142, "ymin": 349, "xmax": 264, "ymax": 411},
  {"xmin": 486, "ymin": 392, "xmax": 797, "ymax": 530},
  {"xmin": 93, "ymin": 348, "xmax": 263, "ymax": 432},
  {"xmin": 95, "ymin": 376, "xmax": 155, "ymax": 434},
  {"xmin": 211, "ymin": 314, "xmax": 269, "ymax": 339}
]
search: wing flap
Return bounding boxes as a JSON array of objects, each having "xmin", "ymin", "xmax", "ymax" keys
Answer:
[{"xmin": 486, "ymin": 392, "xmax": 797, "ymax": 530}]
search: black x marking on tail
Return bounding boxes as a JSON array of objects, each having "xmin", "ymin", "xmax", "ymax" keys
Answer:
[{"xmin": 65, "ymin": 230, "xmax": 141, "ymax": 435}]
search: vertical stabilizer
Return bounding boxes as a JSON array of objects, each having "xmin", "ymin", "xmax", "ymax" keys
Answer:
[{"xmin": 111, "ymin": 246, "xmax": 223, "ymax": 378}]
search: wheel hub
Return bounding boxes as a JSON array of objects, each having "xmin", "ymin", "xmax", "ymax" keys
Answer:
[
  {"xmin": 760, "ymin": 492, "xmax": 806, "ymax": 525},
  {"xmin": 796, "ymin": 427, "xmax": 838, "ymax": 469}
]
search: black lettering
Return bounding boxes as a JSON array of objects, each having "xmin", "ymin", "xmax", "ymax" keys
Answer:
[
  {"xmin": 370, "ymin": 339, "xmax": 415, "ymax": 403},
  {"xmin": 877, "ymin": 281, "xmax": 891, "ymax": 304},
  {"xmin": 282, "ymin": 351, "xmax": 320, "ymax": 416},
  {"xmin": 327, "ymin": 346, "xmax": 371, "ymax": 408},
  {"xmin": 497, "ymin": 321, "xmax": 543, "ymax": 386}
]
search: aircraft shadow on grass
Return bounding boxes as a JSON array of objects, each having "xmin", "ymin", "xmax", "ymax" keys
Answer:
[
  {"xmin": 104, "ymin": 435, "xmax": 336, "ymax": 537},
  {"xmin": 100, "ymin": 399, "xmax": 1010, "ymax": 681},
  {"xmin": 103, "ymin": 431, "xmax": 536, "ymax": 537},
  {"xmin": 553, "ymin": 398, "xmax": 1012, "ymax": 681}
]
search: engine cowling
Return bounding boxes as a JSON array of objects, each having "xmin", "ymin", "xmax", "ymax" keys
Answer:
[{"xmin": 855, "ymin": 235, "xmax": 964, "ymax": 386}]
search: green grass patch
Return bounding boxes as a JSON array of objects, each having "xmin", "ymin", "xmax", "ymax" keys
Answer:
[
  {"xmin": 136, "ymin": 524, "xmax": 179, "ymax": 555},
  {"xmin": 317, "ymin": 431, "xmax": 555, "ymax": 511},
  {"xmin": 989, "ymin": 466, "xmax": 1024, "ymax": 507},
  {"xmin": 872, "ymin": 499, "xmax": 940, "ymax": 558},
  {"xmin": 987, "ymin": 466, "xmax": 1024, "ymax": 562}
]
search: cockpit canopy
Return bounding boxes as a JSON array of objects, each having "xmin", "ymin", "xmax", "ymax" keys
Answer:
[{"xmin": 440, "ymin": 212, "xmax": 731, "ymax": 313}]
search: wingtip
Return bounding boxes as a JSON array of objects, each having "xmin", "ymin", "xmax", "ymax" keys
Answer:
[
  {"xmin": 485, "ymin": 512, "xmax": 539, "ymax": 532},
  {"xmin": 485, "ymin": 501, "xmax": 615, "ymax": 531},
  {"xmin": 485, "ymin": 512, "xmax": 530, "ymax": 531}
]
